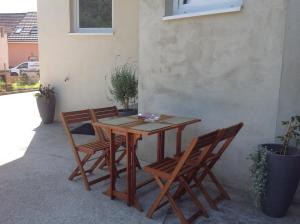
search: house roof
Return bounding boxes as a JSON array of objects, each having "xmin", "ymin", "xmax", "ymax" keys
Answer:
[
  {"xmin": 0, "ymin": 13, "xmax": 26, "ymax": 34},
  {"xmin": 8, "ymin": 12, "xmax": 38, "ymax": 42}
]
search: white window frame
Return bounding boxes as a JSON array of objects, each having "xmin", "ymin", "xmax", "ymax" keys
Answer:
[
  {"xmin": 73, "ymin": 0, "xmax": 113, "ymax": 34},
  {"xmin": 166, "ymin": 0, "xmax": 243, "ymax": 20}
]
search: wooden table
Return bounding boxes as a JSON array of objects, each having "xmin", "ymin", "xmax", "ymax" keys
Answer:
[{"xmin": 94, "ymin": 114, "xmax": 201, "ymax": 211}]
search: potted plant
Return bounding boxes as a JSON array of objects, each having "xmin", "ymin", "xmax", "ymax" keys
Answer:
[
  {"xmin": 109, "ymin": 63, "xmax": 138, "ymax": 116},
  {"xmin": 35, "ymin": 84, "xmax": 56, "ymax": 124},
  {"xmin": 249, "ymin": 116, "xmax": 300, "ymax": 218}
]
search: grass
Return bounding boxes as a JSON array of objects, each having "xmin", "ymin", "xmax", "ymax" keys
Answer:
[
  {"xmin": 0, "ymin": 80, "xmax": 5, "ymax": 91},
  {"xmin": 11, "ymin": 82, "xmax": 40, "ymax": 91}
]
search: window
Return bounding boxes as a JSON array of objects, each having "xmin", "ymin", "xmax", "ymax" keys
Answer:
[
  {"xmin": 72, "ymin": 0, "xmax": 113, "ymax": 34},
  {"xmin": 15, "ymin": 28, "xmax": 22, "ymax": 34},
  {"xmin": 30, "ymin": 26, "xmax": 38, "ymax": 34},
  {"xmin": 166, "ymin": 0, "xmax": 243, "ymax": 20},
  {"xmin": 17, "ymin": 63, "xmax": 28, "ymax": 69}
]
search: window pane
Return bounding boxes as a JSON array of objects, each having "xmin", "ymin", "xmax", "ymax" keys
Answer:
[
  {"xmin": 18, "ymin": 63, "xmax": 28, "ymax": 69},
  {"xmin": 79, "ymin": 0, "xmax": 112, "ymax": 28}
]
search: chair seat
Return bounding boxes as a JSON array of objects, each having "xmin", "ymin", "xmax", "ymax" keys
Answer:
[
  {"xmin": 78, "ymin": 141, "xmax": 110, "ymax": 154},
  {"xmin": 144, "ymin": 152, "xmax": 219, "ymax": 180},
  {"xmin": 144, "ymin": 157, "xmax": 195, "ymax": 180},
  {"xmin": 78, "ymin": 135, "xmax": 126, "ymax": 154}
]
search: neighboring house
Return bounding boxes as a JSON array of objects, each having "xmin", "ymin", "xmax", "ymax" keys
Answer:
[
  {"xmin": 0, "ymin": 12, "xmax": 38, "ymax": 69},
  {"xmin": 38, "ymin": 0, "xmax": 300, "ymax": 201}
]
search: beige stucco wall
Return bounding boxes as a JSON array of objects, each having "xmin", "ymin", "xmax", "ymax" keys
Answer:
[
  {"xmin": 276, "ymin": 0, "xmax": 300, "ymax": 201},
  {"xmin": 0, "ymin": 32, "xmax": 9, "ymax": 70},
  {"xmin": 37, "ymin": 0, "xmax": 139, "ymax": 116},
  {"xmin": 138, "ymin": 0, "xmax": 287, "ymax": 194}
]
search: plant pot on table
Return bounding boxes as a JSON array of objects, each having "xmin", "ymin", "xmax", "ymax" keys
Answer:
[
  {"xmin": 260, "ymin": 144, "xmax": 300, "ymax": 218},
  {"xmin": 118, "ymin": 108, "xmax": 138, "ymax": 117}
]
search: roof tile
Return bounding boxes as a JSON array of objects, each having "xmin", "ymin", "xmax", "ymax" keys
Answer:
[{"xmin": 0, "ymin": 12, "xmax": 38, "ymax": 42}]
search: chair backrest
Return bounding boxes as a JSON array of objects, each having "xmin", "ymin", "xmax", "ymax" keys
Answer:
[
  {"xmin": 169, "ymin": 122, "xmax": 243, "ymax": 181},
  {"xmin": 170, "ymin": 130, "xmax": 222, "ymax": 180},
  {"xmin": 207, "ymin": 122, "xmax": 243, "ymax": 168},
  {"xmin": 90, "ymin": 106, "xmax": 118, "ymax": 142},
  {"xmin": 91, "ymin": 106, "xmax": 118, "ymax": 120},
  {"xmin": 61, "ymin": 109, "xmax": 92, "ymax": 148}
]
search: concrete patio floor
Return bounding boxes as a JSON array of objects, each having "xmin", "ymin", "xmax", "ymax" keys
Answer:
[{"xmin": 1, "ymin": 92, "xmax": 300, "ymax": 224}]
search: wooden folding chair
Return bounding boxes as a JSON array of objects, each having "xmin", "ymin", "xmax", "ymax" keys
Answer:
[
  {"xmin": 90, "ymin": 106, "xmax": 141, "ymax": 169},
  {"xmin": 191, "ymin": 123, "xmax": 244, "ymax": 209},
  {"xmin": 61, "ymin": 109, "xmax": 125, "ymax": 191},
  {"xmin": 144, "ymin": 130, "xmax": 223, "ymax": 224}
]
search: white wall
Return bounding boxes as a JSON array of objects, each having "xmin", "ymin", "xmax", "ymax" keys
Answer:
[{"xmin": 38, "ymin": 0, "xmax": 139, "ymax": 116}]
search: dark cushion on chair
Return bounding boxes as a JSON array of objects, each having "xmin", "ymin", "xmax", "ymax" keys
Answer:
[{"xmin": 71, "ymin": 123, "xmax": 95, "ymax": 135}]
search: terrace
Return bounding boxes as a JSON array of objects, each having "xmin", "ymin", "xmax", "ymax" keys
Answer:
[{"xmin": 0, "ymin": 93, "xmax": 300, "ymax": 224}]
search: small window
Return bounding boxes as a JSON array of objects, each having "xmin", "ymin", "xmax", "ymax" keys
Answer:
[
  {"xmin": 170, "ymin": 0, "xmax": 243, "ymax": 19},
  {"xmin": 15, "ymin": 28, "xmax": 22, "ymax": 34},
  {"xmin": 17, "ymin": 63, "xmax": 28, "ymax": 69},
  {"xmin": 71, "ymin": 0, "xmax": 113, "ymax": 33},
  {"xmin": 30, "ymin": 26, "xmax": 38, "ymax": 34}
]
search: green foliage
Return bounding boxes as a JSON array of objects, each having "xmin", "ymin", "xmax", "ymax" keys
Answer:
[
  {"xmin": 35, "ymin": 84, "xmax": 55, "ymax": 98},
  {"xmin": 277, "ymin": 116, "xmax": 300, "ymax": 155},
  {"xmin": 248, "ymin": 146, "xmax": 268, "ymax": 207},
  {"xmin": 109, "ymin": 63, "xmax": 138, "ymax": 110},
  {"xmin": 12, "ymin": 82, "xmax": 40, "ymax": 91},
  {"xmin": 0, "ymin": 79, "xmax": 5, "ymax": 91}
]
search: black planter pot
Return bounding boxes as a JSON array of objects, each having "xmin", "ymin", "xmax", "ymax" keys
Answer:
[
  {"xmin": 36, "ymin": 95, "xmax": 56, "ymax": 124},
  {"xmin": 260, "ymin": 144, "xmax": 300, "ymax": 218},
  {"xmin": 118, "ymin": 108, "xmax": 138, "ymax": 117}
]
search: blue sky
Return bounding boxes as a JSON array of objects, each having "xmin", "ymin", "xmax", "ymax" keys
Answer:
[{"xmin": 0, "ymin": 0, "xmax": 37, "ymax": 13}]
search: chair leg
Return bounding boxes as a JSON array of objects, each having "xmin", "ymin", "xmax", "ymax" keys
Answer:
[
  {"xmin": 88, "ymin": 151, "xmax": 107, "ymax": 173},
  {"xmin": 165, "ymin": 191, "xmax": 188, "ymax": 224},
  {"xmin": 115, "ymin": 148, "xmax": 141, "ymax": 170},
  {"xmin": 68, "ymin": 154, "xmax": 91, "ymax": 181},
  {"xmin": 208, "ymin": 170, "xmax": 230, "ymax": 200},
  {"xmin": 178, "ymin": 177, "xmax": 208, "ymax": 219},
  {"xmin": 99, "ymin": 149, "xmax": 110, "ymax": 169},
  {"xmin": 146, "ymin": 177, "xmax": 171, "ymax": 218},
  {"xmin": 116, "ymin": 150, "xmax": 126, "ymax": 164},
  {"xmin": 147, "ymin": 177, "xmax": 188, "ymax": 224},
  {"xmin": 72, "ymin": 152, "xmax": 91, "ymax": 191},
  {"xmin": 193, "ymin": 177, "xmax": 218, "ymax": 210}
]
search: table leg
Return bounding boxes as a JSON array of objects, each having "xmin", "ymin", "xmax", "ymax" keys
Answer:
[
  {"xmin": 157, "ymin": 131, "xmax": 165, "ymax": 162},
  {"xmin": 126, "ymin": 133, "xmax": 143, "ymax": 210},
  {"xmin": 176, "ymin": 127, "xmax": 183, "ymax": 156},
  {"xmin": 126, "ymin": 133, "xmax": 133, "ymax": 206},
  {"xmin": 109, "ymin": 129, "xmax": 116, "ymax": 199}
]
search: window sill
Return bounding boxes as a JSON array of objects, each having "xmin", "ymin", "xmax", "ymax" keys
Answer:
[
  {"xmin": 68, "ymin": 32, "xmax": 114, "ymax": 36},
  {"xmin": 162, "ymin": 5, "xmax": 242, "ymax": 21}
]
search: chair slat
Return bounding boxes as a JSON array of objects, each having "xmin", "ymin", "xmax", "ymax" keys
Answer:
[{"xmin": 62, "ymin": 109, "xmax": 91, "ymax": 125}]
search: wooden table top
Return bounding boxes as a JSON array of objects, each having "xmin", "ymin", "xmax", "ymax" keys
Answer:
[{"xmin": 93, "ymin": 114, "xmax": 201, "ymax": 136}]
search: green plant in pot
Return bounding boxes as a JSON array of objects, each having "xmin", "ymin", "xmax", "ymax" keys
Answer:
[
  {"xmin": 35, "ymin": 84, "xmax": 56, "ymax": 124},
  {"xmin": 109, "ymin": 63, "xmax": 138, "ymax": 116},
  {"xmin": 249, "ymin": 116, "xmax": 300, "ymax": 218}
]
